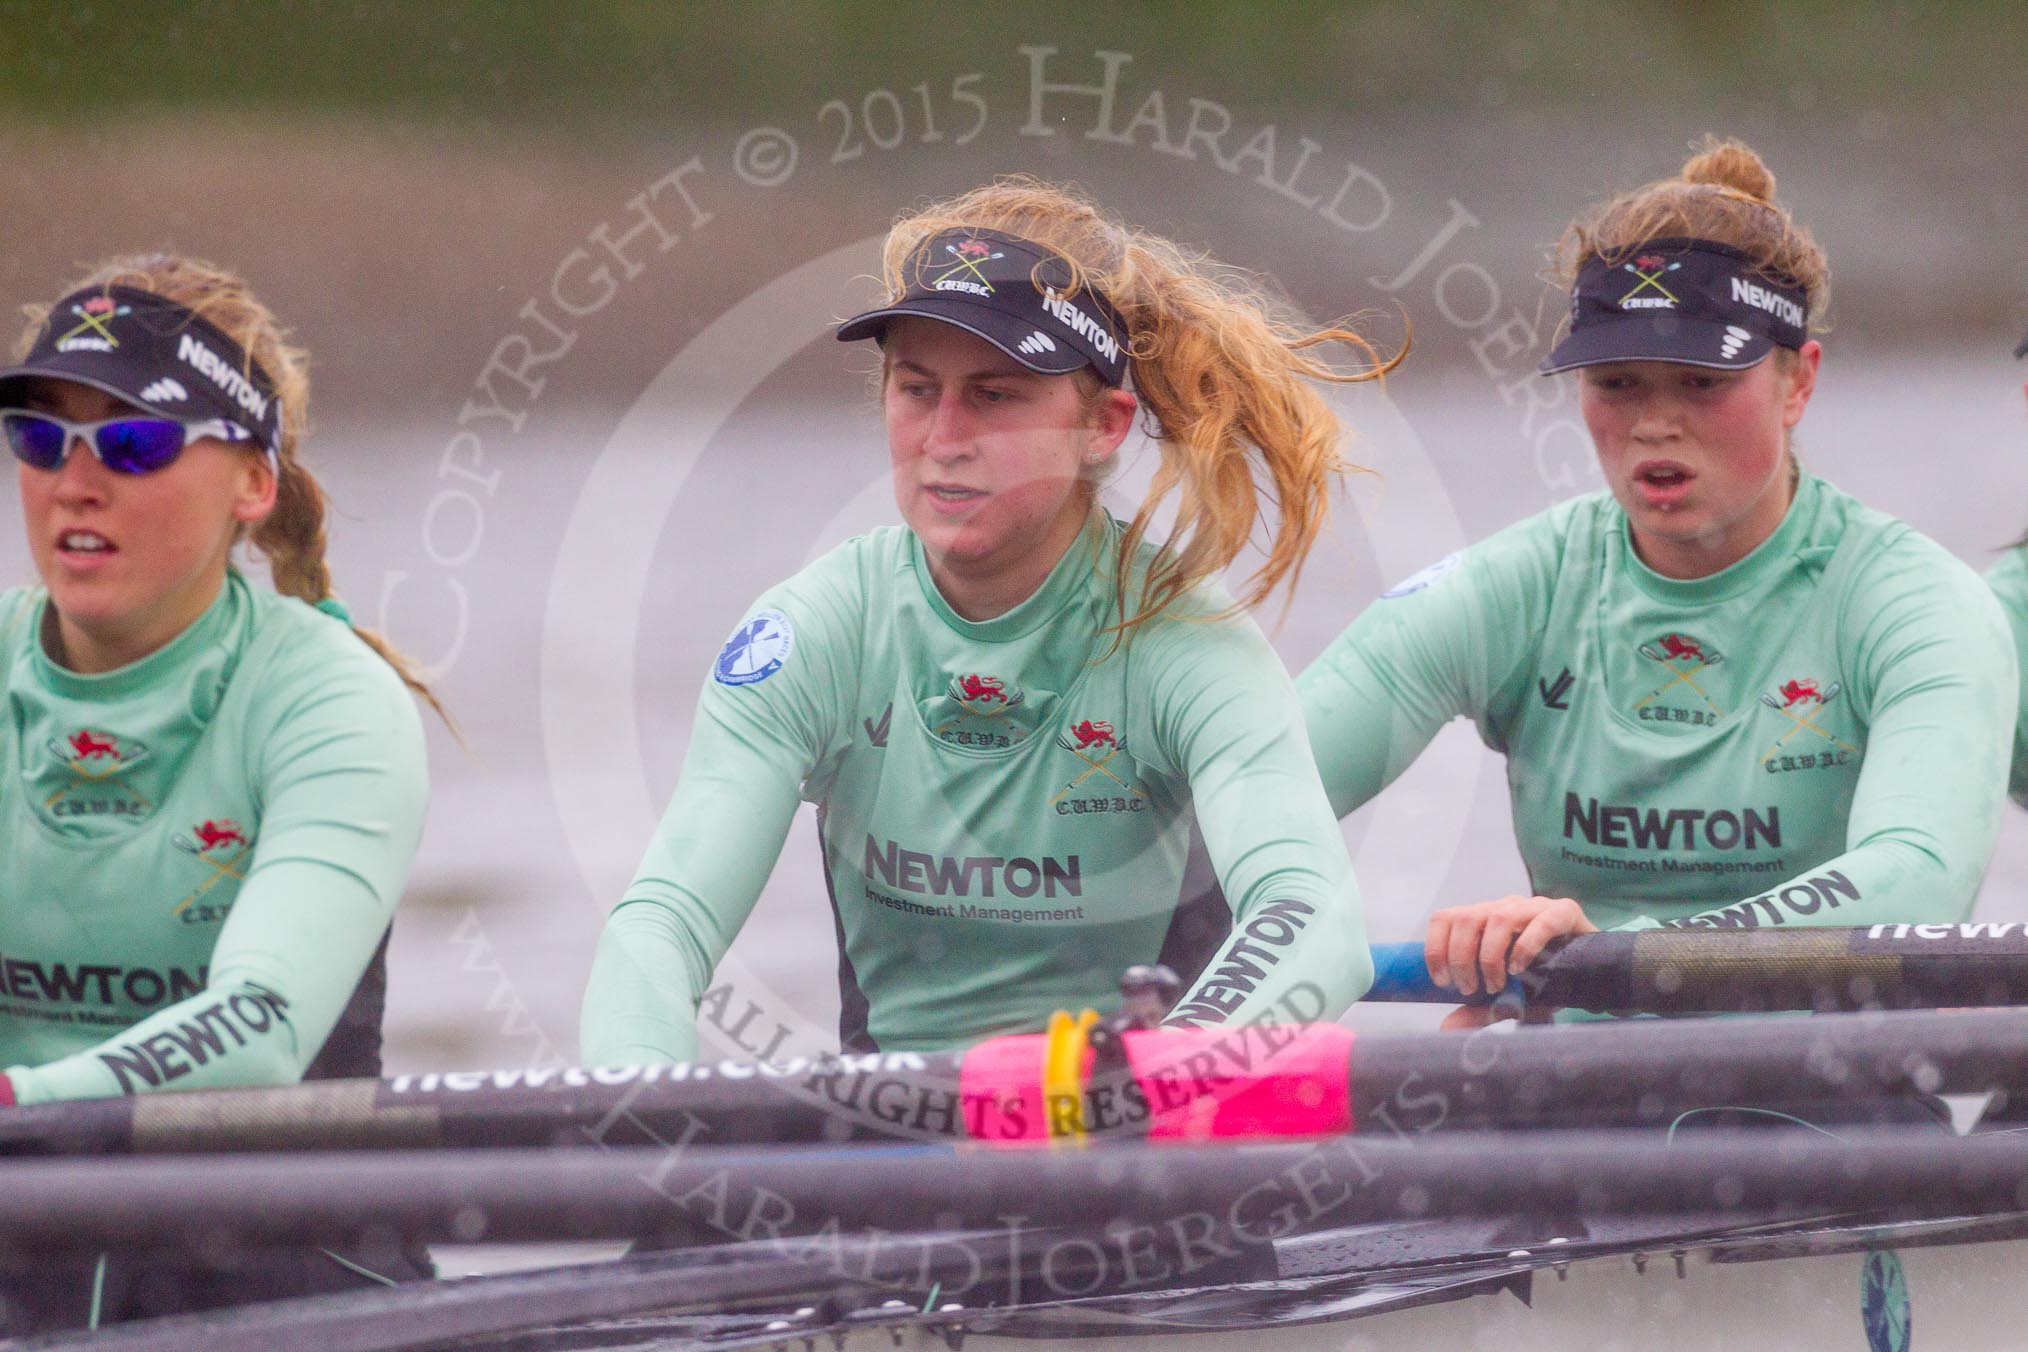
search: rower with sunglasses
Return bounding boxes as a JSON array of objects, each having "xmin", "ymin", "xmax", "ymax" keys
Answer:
[{"xmin": 0, "ymin": 257, "xmax": 439, "ymax": 1326}]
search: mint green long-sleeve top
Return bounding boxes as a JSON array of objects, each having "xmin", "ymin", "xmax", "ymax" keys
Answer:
[
  {"xmin": 1300, "ymin": 473, "xmax": 2016, "ymax": 932},
  {"xmin": 583, "ymin": 512, "xmax": 1371, "ymax": 1061},
  {"xmin": 0, "ymin": 571, "xmax": 428, "ymax": 1103},
  {"xmin": 1983, "ymin": 545, "xmax": 2028, "ymax": 808}
]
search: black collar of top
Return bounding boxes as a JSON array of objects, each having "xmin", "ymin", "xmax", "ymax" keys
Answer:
[
  {"xmin": 0, "ymin": 285, "xmax": 283, "ymax": 453},
  {"xmin": 2015, "ymin": 328, "xmax": 2027, "ymax": 360},
  {"xmin": 1540, "ymin": 237, "xmax": 1810, "ymax": 375},
  {"xmin": 837, "ymin": 227, "xmax": 1129, "ymax": 387}
]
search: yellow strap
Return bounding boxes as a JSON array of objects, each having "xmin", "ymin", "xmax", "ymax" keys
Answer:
[{"xmin": 1042, "ymin": 1008, "xmax": 1101, "ymax": 1143}]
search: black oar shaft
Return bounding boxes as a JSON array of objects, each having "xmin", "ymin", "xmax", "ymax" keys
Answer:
[
  {"xmin": 1347, "ymin": 1006, "xmax": 2028, "ymax": 1131},
  {"xmin": 5, "ymin": 1008, "xmax": 2025, "ymax": 1154},
  {"xmin": 0, "ymin": 1132, "xmax": 2022, "ymax": 1257},
  {"xmin": 1538, "ymin": 925, "xmax": 2028, "ymax": 1011},
  {"xmin": 0, "ymin": 1052, "xmax": 974, "ymax": 1156}
]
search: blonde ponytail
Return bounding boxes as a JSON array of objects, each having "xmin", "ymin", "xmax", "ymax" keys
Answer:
[{"xmin": 875, "ymin": 177, "xmax": 1402, "ymax": 638}]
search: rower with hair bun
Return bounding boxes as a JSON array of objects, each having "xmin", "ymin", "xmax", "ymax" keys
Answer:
[{"xmin": 1299, "ymin": 137, "xmax": 2016, "ymax": 1021}]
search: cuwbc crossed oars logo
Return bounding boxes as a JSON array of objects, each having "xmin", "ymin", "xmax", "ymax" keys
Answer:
[
  {"xmin": 54, "ymin": 729, "xmax": 123, "ymax": 776},
  {"xmin": 931, "ymin": 239, "xmax": 1004, "ymax": 290},
  {"xmin": 1635, "ymin": 634, "xmax": 1725, "ymax": 715},
  {"xmin": 936, "ymin": 673, "xmax": 1026, "ymax": 741},
  {"xmin": 59, "ymin": 297, "xmax": 132, "ymax": 345},
  {"xmin": 1619, "ymin": 254, "xmax": 1682, "ymax": 304},
  {"xmin": 44, "ymin": 729, "xmax": 151, "ymax": 807},
  {"xmin": 1759, "ymin": 679, "xmax": 1859, "ymax": 765},
  {"xmin": 1049, "ymin": 720, "xmax": 1147, "ymax": 805},
  {"xmin": 171, "ymin": 819, "xmax": 254, "ymax": 913}
]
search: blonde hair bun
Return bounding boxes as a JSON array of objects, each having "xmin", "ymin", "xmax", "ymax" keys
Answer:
[
  {"xmin": 1681, "ymin": 136, "xmax": 1777, "ymax": 204},
  {"xmin": 1552, "ymin": 135, "xmax": 1828, "ymax": 331}
]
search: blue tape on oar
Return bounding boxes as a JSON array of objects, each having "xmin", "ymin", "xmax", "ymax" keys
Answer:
[
  {"xmin": 1363, "ymin": 943, "xmax": 1527, "ymax": 1014},
  {"xmin": 1366, "ymin": 943, "xmax": 1444, "ymax": 1001}
]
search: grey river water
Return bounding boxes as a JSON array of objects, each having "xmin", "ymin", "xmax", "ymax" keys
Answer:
[{"xmin": 4, "ymin": 352, "xmax": 2015, "ymax": 1074}]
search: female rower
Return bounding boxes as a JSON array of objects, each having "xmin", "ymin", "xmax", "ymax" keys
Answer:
[
  {"xmin": 0, "ymin": 255, "xmax": 436, "ymax": 1321},
  {"xmin": 1985, "ymin": 329, "xmax": 2028, "ymax": 806},
  {"xmin": 1299, "ymin": 138, "xmax": 2016, "ymax": 1013},
  {"xmin": 583, "ymin": 178, "xmax": 1385, "ymax": 1062}
]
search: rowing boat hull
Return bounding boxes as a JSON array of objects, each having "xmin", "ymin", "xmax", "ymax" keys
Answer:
[{"xmin": 750, "ymin": 1231, "xmax": 2012, "ymax": 1351}]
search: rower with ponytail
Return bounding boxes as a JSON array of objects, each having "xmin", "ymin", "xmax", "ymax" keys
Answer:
[
  {"xmin": 864, "ymin": 177, "xmax": 1398, "ymax": 641},
  {"xmin": 585, "ymin": 177, "xmax": 1393, "ymax": 1064}
]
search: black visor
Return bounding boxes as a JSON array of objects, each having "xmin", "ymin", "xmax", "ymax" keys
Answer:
[
  {"xmin": 0, "ymin": 285, "xmax": 282, "ymax": 454},
  {"xmin": 837, "ymin": 227, "xmax": 1129, "ymax": 387},
  {"xmin": 1540, "ymin": 238, "xmax": 1810, "ymax": 375}
]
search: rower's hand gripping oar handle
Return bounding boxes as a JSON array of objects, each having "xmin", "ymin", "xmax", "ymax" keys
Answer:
[
  {"xmin": 1367, "ymin": 924, "xmax": 2028, "ymax": 1016},
  {"xmin": 1366, "ymin": 941, "xmax": 1542, "ymax": 1017}
]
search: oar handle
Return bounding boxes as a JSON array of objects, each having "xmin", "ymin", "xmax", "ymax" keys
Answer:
[
  {"xmin": 1364, "ymin": 942, "xmax": 1531, "ymax": 1014},
  {"xmin": 1366, "ymin": 942, "xmax": 1440, "ymax": 1001},
  {"xmin": 1366, "ymin": 924, "xmax": 2028, "ymax": 1014}
]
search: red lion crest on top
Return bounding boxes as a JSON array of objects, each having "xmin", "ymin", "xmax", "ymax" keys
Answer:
[
  {"xmin": 193, "ymin": 820, "xmax": 251, "ymax": 852},
  {"xmin": 1659, "ymin": 633, "xmax": 1707, "ymax": 662},
  {"xmin": 69, "ymin": 730, "xmax": 120, "ymax": 760},
  {"xmin": 1779, "ymin": 679, "xmax": 1822, "ymax": 707},
  {"xmin": 957, "ymin": 674, "xmax": 1007, "ymax": 704},
  {"xmin": 1070, "ymin": 720, "xmax": 1117, "ymax": 749}
]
